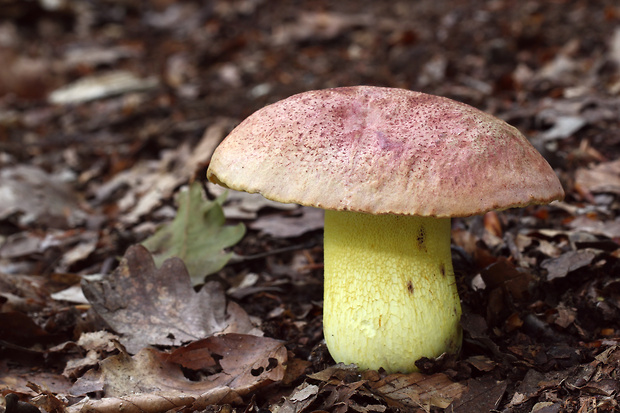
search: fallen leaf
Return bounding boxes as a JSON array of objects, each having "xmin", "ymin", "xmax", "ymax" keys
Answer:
[
  {"xmin": 249, "ymin": 207, "xmax": 324, "ymax": 238},
  {"xmin": 0, "ymin": 311, "xmax": 50, "ymax": 347},
  {"xmin": 62, "ymin": 45, "xmax": 141, "ymax": 69},
  {"xmin": 184, "ymin": 120, "xmax": 234, "ymax": 180},
  {"xmin": 48, "ymin": 70, "xmax": 158, "ymax": 104},
  {"xmin": 50, "ymin": 285, "xmax": 88, "ymax": 304},
  {"xmin": 449, "ymin": 376, "xmax": 506, "ymax": 412},
  {"xmin": 541, "ymin": 115, "xmax": 586, "ymax": 141},
  {"xmin": 0, "ymin": 273, "xmax": 48, "ymax": 313},
  {"xmin": 67, "ymin": 387, "xmax": 242, "ymax": 413},
  {"xmin": 307, "ymin": 363, "xmax": 359, "ymax": 382},
  {"xmin": 370, "ymin": 372, "xmax": 466, "ymax": 409},
  {"xmin": 142, "ymin": 182, "xmax": 245, "ymax": 284},
  {"xmin": 289, "ymin": 382, "xmax": 320, "ymax": 403},
  {"xmin": 169, "ymin": 334, "xmax": 288, "ymax": 393},
  {"xmin": 541, "ymin": 249, "xmax": 597, "ymax": 281},
  {"xmin": 207, "ymin": 182, "xmax": 298, "ymax": 220},
  {"xmin": 0, "ymin": 361, "xmax": 72, "ymax": 396},
  {"xmin": 281, "ymin": 366, "xmax": 388, "ymax": 413},
  {"xmin": 481, "ymin": 258, "xmax": 533, "ymax": 297},
  {"xmin": 70, "ymin": 335, "xmax": 285, "ymax": 410},
  {"xmin": 0, "ymin": 165, "xmax": 86, "ymax": 228},
  {"xmin": 81, "ymin": 245, "xmax": 259, "ymax": 354},
  {"xmin": 92, "ymin": 145, "xmax": 195, "ymax": 226},
  {"xmin": 575, "ymin": 159, "xmax": 620, "ymax": 195},
  {"xmin": 465, "ymin": 355, "xmax": 497, "ymax": 372},
  {"xmin": 568, "ymin": 215, "xmax": 620, "ymax": 239},
  {"xmin": 271, "ymin": 11, "xmax": 374, "ymax": 45}
]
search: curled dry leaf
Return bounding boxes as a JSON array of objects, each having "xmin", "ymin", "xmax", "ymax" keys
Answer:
[
  {"xmin": 370, "ymin": 372, "xmax": 466, "ymax": 409},
  {"xmin": 81, "ymin": 245, "xmax": 260, "ymax": 354},
  {"xmin": 70, "ymin": 335, "xmax": 285, "ymax": 411},
  {"xmin": 169, "ymin": 334, "xmax": 288, "ymax": 393},
  {"xmin": 71, "ymin": 346, "xmax": 236, "ymax": 397}
]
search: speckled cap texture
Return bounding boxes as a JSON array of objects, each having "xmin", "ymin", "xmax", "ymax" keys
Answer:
[{"xmin": 207, "ymin": 86, "xmax": 564, "ymax": 217}]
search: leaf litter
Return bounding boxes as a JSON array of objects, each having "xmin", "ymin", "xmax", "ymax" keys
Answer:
[
  {"xmin": 81, "ymin": 245, "xmax": 260, "ymax": 354},
  {"xmin": 1, "ymin": 1, "xmax": 620, "ymax": 412}
]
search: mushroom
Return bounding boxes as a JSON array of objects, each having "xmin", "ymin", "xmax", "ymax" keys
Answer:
[{"xmin": 207, "ymin": 86, "xmax": 564, "ymax": 373}]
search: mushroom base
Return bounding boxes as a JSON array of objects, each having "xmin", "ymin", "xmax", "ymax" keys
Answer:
[{"xmin": 323, "ymin": 210, "xmax": 462, "ymax": 373}]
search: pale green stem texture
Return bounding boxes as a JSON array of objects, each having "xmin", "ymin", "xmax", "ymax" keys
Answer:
[{"xmin": 323, "ymin": 210, "xmax": 462, "ymax": 373}]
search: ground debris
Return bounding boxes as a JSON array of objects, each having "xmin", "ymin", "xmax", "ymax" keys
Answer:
[{"xmin": 1, "ymin": 0, "xmax": 620, "ymax": 411}]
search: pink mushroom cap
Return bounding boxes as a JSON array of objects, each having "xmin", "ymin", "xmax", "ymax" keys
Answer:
[{"xmin": 207, "ymin": 86, "xmax": 564, "ymax": 217}]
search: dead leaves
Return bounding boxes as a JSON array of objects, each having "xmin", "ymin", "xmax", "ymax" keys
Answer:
[
  {"xmin": 82, "ymin": 245, "xmax": 259, "ymax": 354},
  {"xmin": 0, "ymin": 165, "xmax": 87, "ymax": 229},
  {"xmin": 69, "ymin": 335, "xmax": 286, "ymax": 412},
  {"xmin": 278, "ymin": 364, "xmax": 465, "ymax": 412},
  {"xmin": 575, "ymin": 159, "xmax": 620, "ymax": 195},
  {"xmin": 2, "ymin": 1, "xmax": 620, "ymax": 412},
  {"xmin": 168, "ymin": 334, "xmax": 287, "ymax": 392},
  {"xmin": 541, "ymin": 249, "xmax": 597, "ymax": 281},
  {"xmin": 370, "ymin": 372, "xmax": 466, "ymax": 409}
]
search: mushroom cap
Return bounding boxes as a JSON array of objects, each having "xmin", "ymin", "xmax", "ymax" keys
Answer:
[{"xmin": 207, "ymin": 86, "xmax": 564, "ymax": 217}]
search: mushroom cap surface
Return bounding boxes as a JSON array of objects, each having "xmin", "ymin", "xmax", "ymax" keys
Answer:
[{"xmin": 207, "ymin": 86, "xmax": 564, "ymax": 217}]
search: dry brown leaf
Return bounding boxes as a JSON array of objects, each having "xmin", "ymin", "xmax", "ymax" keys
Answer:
[
  {"xmin": 168, "ymin": 334, "xmax": 288, "ymax": 393},
  {"xmin": 60, "ymin": 332, "xmax": 121, "ymax": 378},
  {"xmin": 70, "ymin": 347, "xmax": 212, "ymax": 397},
  {"xmin": 575, "ymin": 159, "xmax": 620, "ymax": 195},
  {"xmin": 70, "ymin": 335, "xmax": 285, "ymax": 410},
  {"xmin": 67, "ymin": 387, "xmax": 242, "ymax": 413},
  {"xmin": 207, "ymin": 182, "xmax": 298, "ymax": 220},
  {"xmin": 541, "ymin": 249, "xmax": 597, "ymax": 281},
  {"xmin": 184, "ymin": 120, "xmax": 234, "ymax": 180},
  {"xmin": 370, "ymin": 372, "xmax": 466, "ymax": 409},
  {"xmin": 0, "ymin": 311, "xmax": 50, "ymax": 347},
  {"xmin": 465, "ymin": 355, "xmax": 497, "ymax": 372},
  {"xmin": 279, "ymin": 382, "xmax": 320, "ymax": 413},
  {"xmin": 271, "ymin": 11, "xmax": 374, "ymax": 45},
  {"xmin": 448, "ymin": 376, "xmax": 507, "ymax": 412},
  {"xmin": 82, "ymin": 245, "xmax": 260, "ymax": 354},
  {"xmin": 48, "ymin": 70, "xmax": 158, "ymax": 104},
  {"xmin": 0, "ymin": 363, "xmax": 72, "ymax": 396},
  {"xmin": 0, "ymin": 229, "xmax": 98, "ymax": 273},
  {"xmin": 249, "ymin": 207, "xmax": 325, "ymax": 238},
  {"xmin": 0, "ymin": 273, "xmax": 48, "ymax": 313},
  {"xmin": 479, "ymin": 258, "xmax": 534, "ymax": 301},
  {"xmin": 0, "ymin": 165, "xmax": 87, "ymax": 228},
  {"xmin": 307, "ymin": 363, "xmax": 359, "ymax": 382},
  {"xmin": 371, "ymin": 375, "xmax": 453, "ymax": 409},
  {"xmin": 568, "ymin": 215, "xmax": 620, "ymax": 239},
  {"xmin": 92, "ymin": 145, "xmax": 193, "ymax": 226}
]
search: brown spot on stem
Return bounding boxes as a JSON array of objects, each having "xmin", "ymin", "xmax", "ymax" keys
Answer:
[
  {"xmin": 439, "ymin": 262, "xmax": 446, "ymax": 277},
  {"xmin": 406, "ymin": 280, "xmax": 414, "ymax": 294},
  {"xmin": 416, "ymin": 227, "xmax": 426, "ymax": 251}
]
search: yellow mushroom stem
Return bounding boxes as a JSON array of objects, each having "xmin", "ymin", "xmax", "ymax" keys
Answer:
[{"xmin": 323, "ymin": 210, "xmax": 462, "ymax": 373}]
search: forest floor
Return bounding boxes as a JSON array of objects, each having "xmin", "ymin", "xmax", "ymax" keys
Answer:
[{"xmin": 1, "ymin": 1, "xmax": 620, "ymax": 412}]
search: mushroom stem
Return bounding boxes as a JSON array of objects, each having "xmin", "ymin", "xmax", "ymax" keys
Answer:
[{"xmin": 323, "ymin": 210, "xmax": 462, "ymax": 373}]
